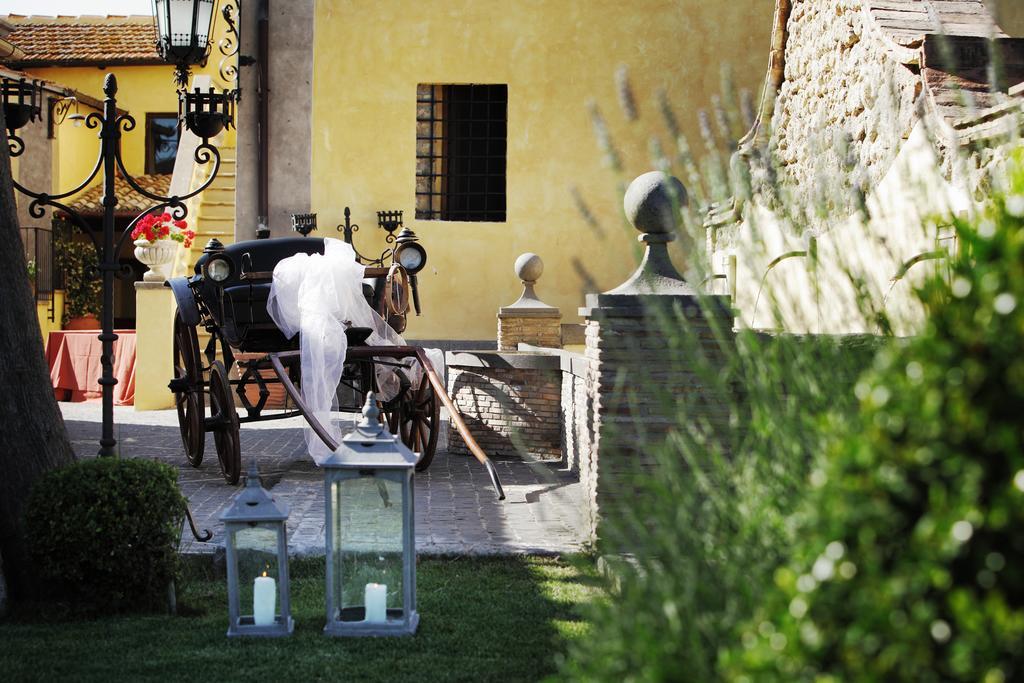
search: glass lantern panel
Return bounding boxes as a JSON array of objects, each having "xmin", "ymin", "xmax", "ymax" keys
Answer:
[
  {"xmin": 232, "ymin": 524, "xmax": 282, "ymax": 626},
  {"xmin": 153, "ymin": 0, "xmax": 168, "ymax": 47},
  {"xmin": 168, "ymin": 0, "xmax": 195, "ymax": 47},
  {"xmin": 331, "ymin": 476, "xmax": 405, "ymax": 622},
  {"xmin": 194, "ymin": 0, "xmax": 216, "ymax": 46}
]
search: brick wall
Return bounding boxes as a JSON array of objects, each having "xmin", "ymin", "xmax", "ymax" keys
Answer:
[
  {"xmin": 582, "ymin": 297, "xmax": 734, "ymax": 541},
  {"xmin": 446, "ymin": 353, "xmax": 563, "ymax": 461},
  {"xmin": 497, "ymin": 312, "xmax": 561, "ymax": 351}
]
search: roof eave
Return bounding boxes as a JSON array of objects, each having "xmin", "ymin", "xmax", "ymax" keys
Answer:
[{"xmin": 9, "ymin": 57, "xmax": 165, "ymax": 69}]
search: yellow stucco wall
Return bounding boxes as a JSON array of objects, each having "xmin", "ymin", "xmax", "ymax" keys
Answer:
[
  {"xmin": 133, "ymin": 283, "xmax": 176, "ymax": 410},
  {"xmin": 27, "ymin": 61, "xmax": 235, "ymax": 201},
  {"xmin": 34, "ymin": 65, "xmax": 180, "ymax": 194},
  {"xmin": 311, "ymin": 0, "xmax": 773, "ymax": 341},
  {"xmin": 22, "ymin": 13, "xmax": 236, "ymax": 201}
]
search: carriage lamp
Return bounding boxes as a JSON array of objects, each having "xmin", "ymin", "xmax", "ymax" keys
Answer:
[
  {"xmin": 394, "ymin": 228, "xmax": 427, "ymax": 274},
  {"xmin": 1, "ymin": 77, "xmax": 42, "ymax": 136},
  {"xmin": 206, "ymin": 256, "xmax": 232, "ymax": 282},
  {"xmin": 221, "ymin": 460, "xmax": 294, "ymax": 638},
  {"xmin": 152, "ymin": 0, "xmax": 218, "ymax": 87},
  {"xmin": 323, "ymin": 393, "xmax": 419, "ymax": 637}
]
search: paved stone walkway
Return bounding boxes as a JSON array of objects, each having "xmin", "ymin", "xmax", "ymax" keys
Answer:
[{"xmin": 60, "ymin": 402, "xmax": 590, "ymax": 557}]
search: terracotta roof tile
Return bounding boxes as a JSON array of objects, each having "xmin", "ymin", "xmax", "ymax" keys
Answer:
[
  {"xmin": 69, "ymin": 173, "xmax": 172, "ymax": 217},
  {"xmin": 2, "ymin": 15, "xmax": 161, "ymax": 66}
]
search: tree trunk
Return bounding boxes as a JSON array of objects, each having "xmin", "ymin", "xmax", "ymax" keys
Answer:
[{"xmin": 0, "ymin": 107, "xmax": 77, "ymax": 601}]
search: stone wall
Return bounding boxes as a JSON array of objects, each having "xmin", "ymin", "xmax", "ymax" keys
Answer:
[
  {"xmin": 771, "ymin": 0, "xmax": 920, "ymax": 221},
  {"xmin": 559, "ymin": 352, "xmax": 598, "ymax": 534}
]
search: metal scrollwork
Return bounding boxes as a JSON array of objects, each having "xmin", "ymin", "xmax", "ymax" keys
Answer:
[
  {"xmin": 117, "ymin": 113, "xmax": 137, "ymax": 133},
  {"xmin": 7, "ymin": 134, "xmax": 24, "ymax": 157},
  {"xmin": 217, "ymin": 0, "xmax": 241, "ymax": 92},
  {"xmin": 335, "ymin": 206, "xmax": 404, "ymax": 267},
  {"xmin": 8, "ymin": 71, "xmax": 231, "ymax": 463}
]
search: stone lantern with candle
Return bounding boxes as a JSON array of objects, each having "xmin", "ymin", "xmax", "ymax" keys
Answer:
[
  {"xmin": 323, "ymin": 393, "xmax": 419, "ymax": 637},
  {"xmin": 221, "ymin": 460, "xmax": 293, "ymax": 637}
]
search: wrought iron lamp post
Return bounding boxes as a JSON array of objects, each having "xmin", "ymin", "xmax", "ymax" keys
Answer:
[
  {"xmin": 2, "ymin": 0, "xmax": 235, "ymax": 458},
  {"xmin": 323, "ymin": 393, "xmax": 419, "ymax": 637}
]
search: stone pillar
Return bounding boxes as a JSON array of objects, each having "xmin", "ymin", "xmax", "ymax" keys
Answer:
[
  {"xmin": 581, "ymin": 171, "xmax": 733, "ymax": 542},
  {"xmin": 134, "ymin": 282, "xmax": 177, "ymax": 410},
  {"xmin": 497, "ymin": 253, "xmax": 561, "ymax": 350}
]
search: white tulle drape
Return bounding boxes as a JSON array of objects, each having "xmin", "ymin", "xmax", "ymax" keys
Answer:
[{"xmin": 266, "ymin": 238, "xmax": 435, "ymax": 464}]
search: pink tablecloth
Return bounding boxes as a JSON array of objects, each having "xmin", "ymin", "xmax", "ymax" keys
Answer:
[{"xmin": 46, "ymin": 330, "xmax": 136, "ymax": 406}]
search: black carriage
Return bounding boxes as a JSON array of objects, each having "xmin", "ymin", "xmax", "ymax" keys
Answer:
[{"xmin": 166, "ymin": 222, "xmax": 504, "ymax": 500}]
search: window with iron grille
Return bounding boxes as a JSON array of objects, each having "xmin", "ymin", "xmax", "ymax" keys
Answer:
[{"xmin": 416, "ymin": 84, "xmax": 507, "ymax": 222}]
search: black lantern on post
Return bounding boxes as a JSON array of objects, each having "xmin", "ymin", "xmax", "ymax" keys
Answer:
[
  {"xmin": 2, "ymin": 77, "xmax": 42, "ymax": 148},
  {"xmin": 152, "ymin": 0, "xmax": 218, "ymax": 88},
  {"xmin": 291, "ymin": 213, "xmax": 317, "ymax": 237},
  {"xmin": 3, "ymin": 0, "xmax": 233, "ymax": 477},
  {"xmin": 180, "ymin": 86, "xmax": 235, "ymax": 142}
]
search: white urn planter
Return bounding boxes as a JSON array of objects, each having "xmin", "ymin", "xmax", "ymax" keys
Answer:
[{"xmin": 134, "ymin": 238, "xmax": 178, "ymax": 283}]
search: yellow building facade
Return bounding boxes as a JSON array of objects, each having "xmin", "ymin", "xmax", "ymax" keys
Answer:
[{"xmin": 243, "ymin": 0, "xmax": 773, "ymax": 343}]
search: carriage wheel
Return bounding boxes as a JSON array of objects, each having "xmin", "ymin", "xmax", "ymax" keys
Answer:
[
  {"xmin": 172, "ymin": 310, "xmax": 205, "ymax": 467},
  {"xmin": 384, "ymin": 377, "xmax": 440, "ymax": 471},
  {"xmin": 209, "ymin": 360, "xmax": 242, "ymax": 485}
]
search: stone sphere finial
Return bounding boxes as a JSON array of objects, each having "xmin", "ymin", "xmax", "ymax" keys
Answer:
[
  {"xmin": 514, "ymin": 252, "xmax": 543, "ymax": 283},
  {"xmin": 623, "ymin": 171, "xmax": 688, "ymax": 236}
]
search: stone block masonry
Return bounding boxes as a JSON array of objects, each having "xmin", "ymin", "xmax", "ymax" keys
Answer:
[{"xmin": 771, "ymin": 0, "xmax": 919, "ymax": 222}]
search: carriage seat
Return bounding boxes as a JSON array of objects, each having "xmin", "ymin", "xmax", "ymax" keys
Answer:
[{"xmin": 205, "ymin": 237, "xmax": 378, "ymax": 351}]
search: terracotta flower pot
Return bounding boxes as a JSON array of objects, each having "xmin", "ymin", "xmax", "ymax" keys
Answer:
[
  {"xmin": 133, "ymin": 238, "xmax": 178, "ymax": 283},
  {"xmin": 65, "ymin": 313, "xmax": 100, "ymax": 330}
]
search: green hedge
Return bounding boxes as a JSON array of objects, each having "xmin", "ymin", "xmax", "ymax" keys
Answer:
[
  {"xmin": 725, "ymin": 165, "xmax": 1024, "ymax": 681},
  {"xmin": 25, "ymin": 458, "xmax": 187, "ymax": 611}
]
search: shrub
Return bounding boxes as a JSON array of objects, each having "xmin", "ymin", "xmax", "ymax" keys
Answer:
[
  {"xmin": 724, "ymin": 163, "xmax": 1024, "ymax": 681},
  {"xmin": 559, "ymin": 316, "xmax": 881, "ymax": 681},
  {"xmin": 25, "ymin": 458, "xmax": 187, "ymax": 611},
  {"xmin": 53, "ymin": 224, "xmax": 102, "ymax": 324}
]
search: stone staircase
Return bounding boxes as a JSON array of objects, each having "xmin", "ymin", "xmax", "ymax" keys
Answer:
[{"xmin": 174, "ymin": 144, "xmax": 236, "ymax": 277}]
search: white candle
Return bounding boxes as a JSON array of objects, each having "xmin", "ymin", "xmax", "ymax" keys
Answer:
[
  {"xmin": 253, "ymin": 573, "xmax": 276, "ymax": 626},
  {"xmin": 364, "ymin": 583, "xmax": 387, "ymax": 624}
]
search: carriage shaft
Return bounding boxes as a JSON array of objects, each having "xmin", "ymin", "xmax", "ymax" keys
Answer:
[{"xmin": 267, "ymin": 347, "xmax": 505, "ymax": 501}]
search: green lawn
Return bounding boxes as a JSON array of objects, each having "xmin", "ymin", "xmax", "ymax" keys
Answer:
[{"xmin": 0, "ymin": 556, "xmax": 598, "ymax": 682}]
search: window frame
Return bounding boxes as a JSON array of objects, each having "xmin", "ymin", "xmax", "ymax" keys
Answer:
[
  {"xmin": 415, "ymin": 83, "xmax": 507, "ymax": 223},
  {"xmin": 144, "ymin": 112, "xmax": 181, "ymax": 176}
]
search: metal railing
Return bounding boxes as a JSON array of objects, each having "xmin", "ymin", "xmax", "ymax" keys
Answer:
[{"xmin": 21, "ymin": 226, "xmax": 58, "ymax": 322}]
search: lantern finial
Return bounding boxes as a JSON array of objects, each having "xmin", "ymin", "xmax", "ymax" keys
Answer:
[
  {"xmin": 245, "ymin": 458, "xmax": 261, "ymax": 488},
  {"xmin": 351, "ymin": 392, "xmax": 386, "ymax": 439}
]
